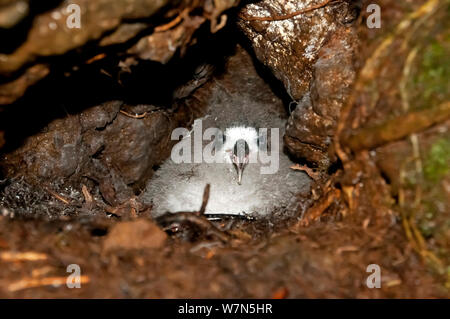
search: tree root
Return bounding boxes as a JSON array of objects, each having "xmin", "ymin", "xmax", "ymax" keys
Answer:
[
  {"xmin": 343, "ymin": 101, "xmax": 450, "ymax": 151},
  {"xmin": 155, "ymin": 184, "xmax": 232, "ymax": 243},
  {"xmin": 295, "ymin": 188, "xmax": 341, "ymax": 227},
  {"xmin": 240, "ymin": 0, "xmax": 338, "ymax": 22}
]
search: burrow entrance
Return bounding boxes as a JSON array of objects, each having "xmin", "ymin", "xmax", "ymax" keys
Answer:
[{"xmin": 0, "ymin": 0, "xmax": 447, "ymax": 298}]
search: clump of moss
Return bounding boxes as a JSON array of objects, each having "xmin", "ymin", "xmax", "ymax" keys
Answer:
[
  {"xmin": 417, "ymin": 137, "xmax": 450, "ymax": 275},
  {"xmin": 411, "ymin": 28, "xmax": 450, "ymax": 110},
  {"xmin": 424, "ymin": 138, "xmax": 450, "ymax": 182},
  {"xmin": 419, "ymin": 42, "xmax": 449, "ymax": 100}
]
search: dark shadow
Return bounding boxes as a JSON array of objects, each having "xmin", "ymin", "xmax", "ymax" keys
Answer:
[{"xmin": 0, "ymin": 14, "xmax": 238, "ymax": 155}]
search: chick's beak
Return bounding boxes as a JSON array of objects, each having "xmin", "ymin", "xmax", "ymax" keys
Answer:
[{"xmin": 237, "ymin": 165, "xmax": 243, "ymax": 185}]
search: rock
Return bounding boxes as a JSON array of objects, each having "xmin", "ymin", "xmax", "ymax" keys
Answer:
[
  {"xmin": 0, "ymin": 0, "xmax": 29, "ymax": 28},
  {"xmin": 0, "ymin": 100, "xmax": 199, "ymax": 197},
  {"xmin": 128, "ymin": 16, "xmax": 206, "ymax": 64},
  {"xmin": 0, "ymin": 0, "xmax": 171, "ymax": 74},
  {"xmin": 103, "ymin": 219, "xmax": 167, "ymax": 252},
  {"xmin": 6, "ymin": 105, "xmax": 86, "ymax": 179},
  {"xmin": 284, "ymin": 95, "xmax": 336, "ymax": 166},
  {"xmin": 238, "ymin": 0, "xmax": 359, "ymax": 167},
  {"xmin": 284, "ymin": 26, "xmax": 358, "ymax": 167},
  {"xmin": 99, "ymin": 23, "xmax": 148, "ymax": 47},
  {"xmin": 100, "ymin": 108, "xmax": 171, "ymax": 185},
  {"xmin": 310, "ymin": 27, "xmax": 357, "ymax": 121},
  {"xmin": 238, "ymin": 0, "xmax": 354, "ymax": 100},
  {"xmin": 0, "ymin": 0, "xmax": 240, "ymax": 104}
]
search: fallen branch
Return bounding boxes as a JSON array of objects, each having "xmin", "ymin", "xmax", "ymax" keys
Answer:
[{"xmin": 344, "ymin": 101, "xmax": 450, "ymax": 151}]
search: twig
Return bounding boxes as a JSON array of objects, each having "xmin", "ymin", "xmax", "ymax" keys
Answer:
[
  {"xmin": 99, "ymin": 69, "xmax": 112, "ymax": 78},
  {"xmin": 31, "ymin": 266, "xmax": 54, "ymax": 278},
  {"xmin": 336, "ymin": 245, "xmax": 359, "ymax": 254},
  {"xmin": 290, "ymin": 164, "xmax": 320, "ymax": 180},
  {"xmin": 0, "ymin": 251, "xmax": 48, "ymax": 262},
  {"xmin": 399, "ymin": 159, "xmax": 444, "ymax": 271},
  {"xmin": 158, "ymin": 212, "xmax": 231, "ymax": 242},
  {"xmin": 156, "ymin": 184, "xmax": 231, "ymax": 242},
  {"xmin": 128, "ymin": 197, "xmax": 139, "ymax": 218},
  {"xmin": 198, "ymin": 183, "xmax": 210, "ymax": 215},
  {"xmin": 155, "ymin": 8, "xmax": 190, "ymax": 32},
  {"xmin": 297, "ymin": 188, "xmax": 341, "ymax": 227},
  {"xmin": 8, "ymin": 275, "xmax": 90, "ymax": 292},
  {"xmin": 86, "ymin": 53, "xmax": 106, "ymax": 64},
  {"xmin": 81, "ymin": 184, "xmax": 93, "ymax": 204},
  {"xmin": 105, "ymin": 196, "xmax": 143, "ymax": 218},
  {"xmin": 211, "ymin": 14, "xmax": 227, "ymax": 33},
  {"xmin": 44, "ymin": 187, "xmax": 70, "ymax": 205},
  {"xmin": 119, "ymin": 109, "xmax": 148, "ymax": 119},
  {"xmin": 240, "ymin": 0, "xmax": 336, "ymax": 22},
  {"xmin": 400, "ymin": 47, "xmax": 424, "ymax": 176},
  {"xmin": 119, "ymin": 106, "xmax": 166, "ymax": 119}
]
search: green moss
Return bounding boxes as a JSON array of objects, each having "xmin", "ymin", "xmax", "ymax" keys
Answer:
[
  {"xmin": 412, "ymin": 33, "xmax": 450, "ymax": 109},
  {"xmin": 424, "ymin": 138, "xmax": 450, "ymax": 182}
]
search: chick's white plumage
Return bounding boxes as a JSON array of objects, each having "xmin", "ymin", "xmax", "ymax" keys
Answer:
[
  {"xmin": 222, "ymin": 126, "xmax": 259, "ymax": 160},
  {"xmin": 144, "ymin": 121, "xmax": 310, "ymax": 216},
  {"xmin": 142, "ymin": 50, "xmax": 311, "ymax": 217}
]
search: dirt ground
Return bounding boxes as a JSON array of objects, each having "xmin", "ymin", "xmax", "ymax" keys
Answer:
[{"xmin": 0, "ymin": 201, "xmax": 446, "ymax": 298}]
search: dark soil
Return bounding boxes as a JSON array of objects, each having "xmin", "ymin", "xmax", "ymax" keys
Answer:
[{"xmin": 0, "ymin": 204, "xmax": 446, "ymax": 298}]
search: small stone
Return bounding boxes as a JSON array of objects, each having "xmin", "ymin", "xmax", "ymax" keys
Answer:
[{"xmin": 103, "ymin": 219, "xmax": 167, "ymax": 252}]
